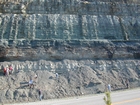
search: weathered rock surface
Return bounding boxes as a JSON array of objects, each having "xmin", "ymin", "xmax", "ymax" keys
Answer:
[
  {"xmin": 0, "ymin": 59, "xmax": 140, "ymax": 104},
  {"xmin": 0, "ymin": 0, "xmax": 140, "ymax": 60},
  {"xmin": 0, "ymin": 0, "xmax": 140, "ymax": 104}
]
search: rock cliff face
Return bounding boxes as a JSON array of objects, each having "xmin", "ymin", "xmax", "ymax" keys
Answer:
[
  {"xmin": 0, "ymin": 0, "xmax": 140, "ymax": 60},
  {"xmin": 0, "ymin": 0, "xmax": 140, "ymax": 104}
]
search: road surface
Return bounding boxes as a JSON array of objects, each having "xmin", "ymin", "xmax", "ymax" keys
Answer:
[{"xmin": 8, "ymin": 88, "xmax": 140, "ymax": 105}]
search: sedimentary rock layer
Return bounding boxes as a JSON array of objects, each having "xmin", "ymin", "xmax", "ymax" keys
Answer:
[
  {"xmin": 0, "ymin": 59, "xmax": 140, "ymax": 104},
  {"xmin": 0, "ymin": 0, "xmax": 140, "ymax": 60}
]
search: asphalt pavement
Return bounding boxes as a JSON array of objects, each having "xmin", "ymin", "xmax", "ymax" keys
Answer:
[{"xmin": 8, "ymin": 88, "xmax": 140, "ymax": 105}]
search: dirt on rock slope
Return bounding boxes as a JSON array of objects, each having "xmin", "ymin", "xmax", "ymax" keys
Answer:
[{"xmin": 0, "ymin": 60, "xmax": 140, "ymax": 104}]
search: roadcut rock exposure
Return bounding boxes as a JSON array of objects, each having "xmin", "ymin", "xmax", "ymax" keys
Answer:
[{"xmin": 0, "ymin": 0, "xmax": 140, "ymax": 104}]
